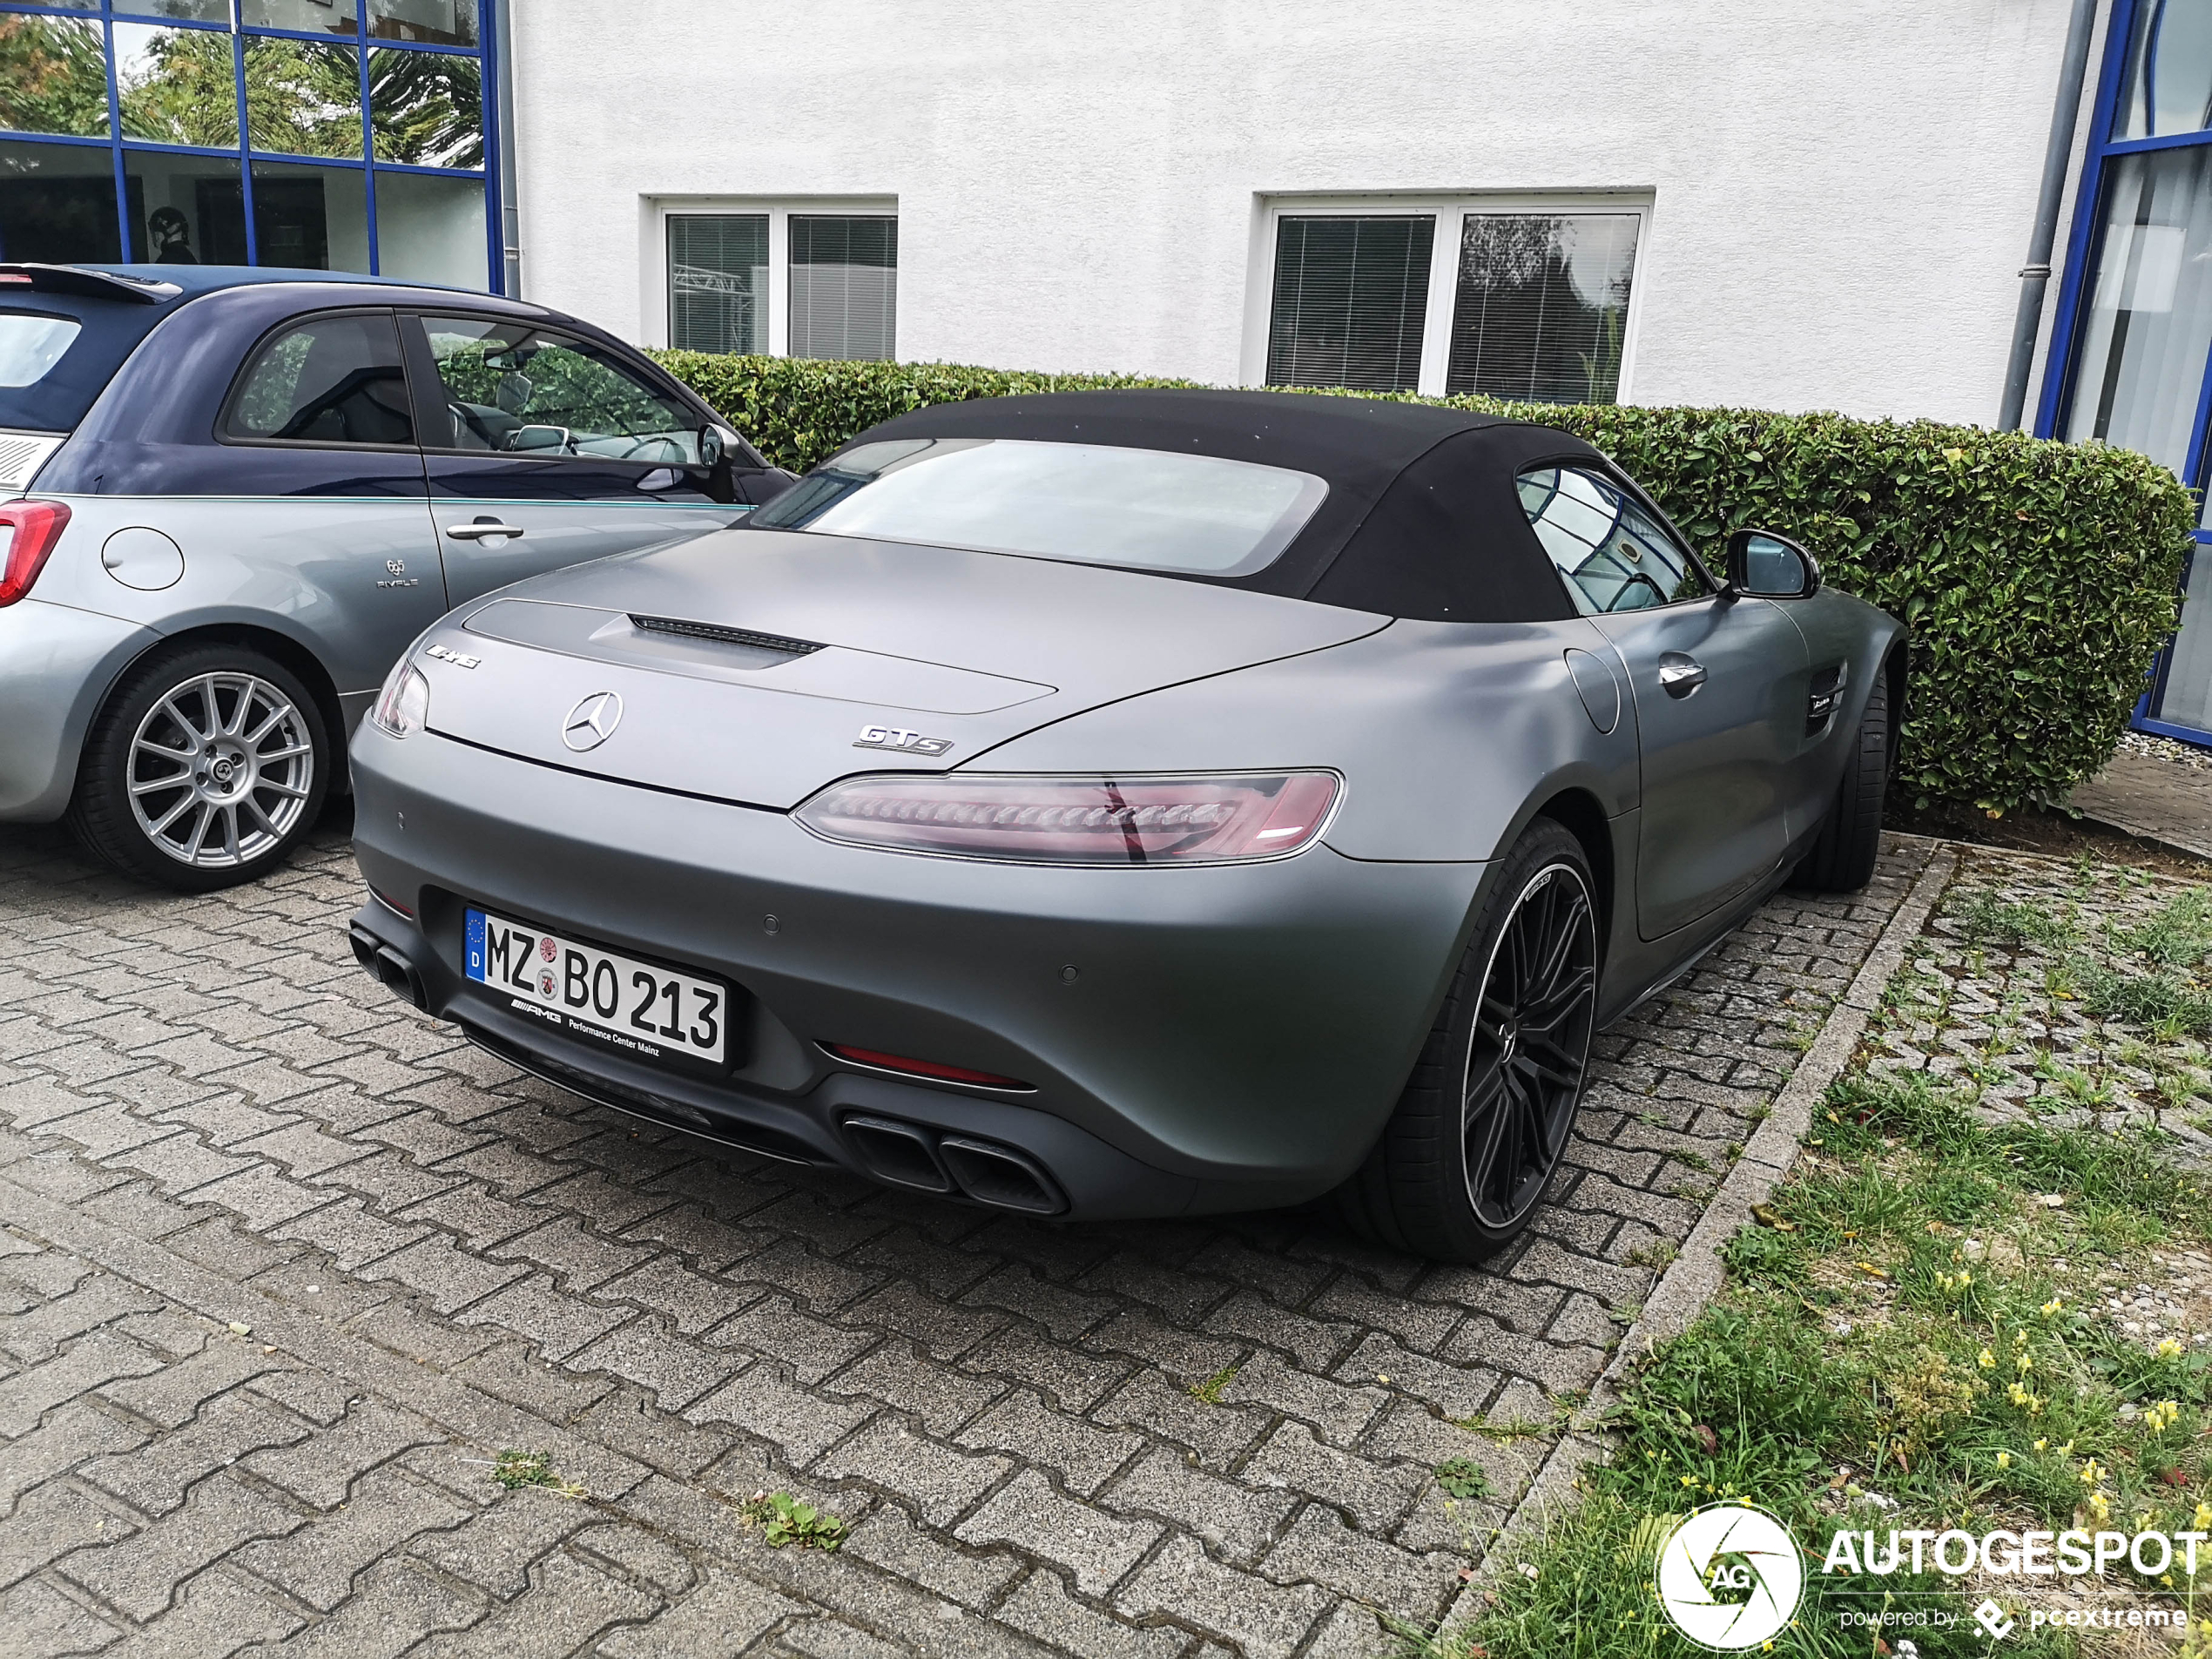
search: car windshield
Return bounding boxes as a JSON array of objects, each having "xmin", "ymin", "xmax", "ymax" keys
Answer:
[{"xmin": 749, "ymin": 437, "xmax": 1330, "ymax": 576}]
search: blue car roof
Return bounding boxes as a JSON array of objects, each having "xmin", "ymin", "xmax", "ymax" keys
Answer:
[{"xmin": 0, "ymin": 263, "xmax": 489, "ymax": 433}]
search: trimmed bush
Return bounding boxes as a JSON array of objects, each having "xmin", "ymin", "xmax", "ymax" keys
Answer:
[{"xmin": 653, "ymin": 352, "xmax": 2195, "ymax": 813}]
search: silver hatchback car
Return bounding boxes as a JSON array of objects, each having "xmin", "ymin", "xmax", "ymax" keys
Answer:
[{"xmin": 0, "ymin": 262, "xmax": 787, "ymax": 890}]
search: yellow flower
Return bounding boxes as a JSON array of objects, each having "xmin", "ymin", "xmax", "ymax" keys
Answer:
[
  {"xmin": 1996, "ymin": 1451, "xmax": 2012, "ymax": 1470},
  {"xmin": 2034, "ymin": 1439, "xmax": 2048, "ymax": 1452},
  {"xmin": 2155, "ymin": 1337, "xmax": 2185, "ymax": 1360},
  {"xmin": 2016, "ymin": 1352, "xmax": 2033, "ymax": 1374},
  {"xmin": 2040, "ymin": 1297, "xmax": 2064, "ymax": 1316},
  {"xmin": 2058, "ymin": 1440, "xmax": 2074, "ymax": 1455},
  {"xmin": 2192, "ymin": 1501, "xmax": 2212, "ymax": 1531},
  {"xmin": 2087, "ymin": 1491, "xmax": 2113, "ymax": 1525},
  {"xmin": 1978, "ymin": 1348, "xmax": 1996, "ymax": 1370},
  {"xmin": 2079, "ymin": 1458, "xmax": 2105, "ymax": 1485},
  {"xmin": 2013, "ymin": 1329, "xmax": 2028, "ymax": 1345}
]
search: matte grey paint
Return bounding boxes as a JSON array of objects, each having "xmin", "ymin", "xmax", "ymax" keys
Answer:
[{"xmin": 346, "ymin": 517, "xmax": 1900, "ymax": 1219}]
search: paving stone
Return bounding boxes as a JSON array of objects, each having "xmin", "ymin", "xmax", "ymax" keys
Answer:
[
  {"xmin": 409, "ymin": 1485, "xmax": 592, "ymax": 1599},
  {"xmin": 0, "ymin": 1399, "xmax": 148, "ymax": 1518},
  {"xmin": 826, "ymin": 1342, "xmax": 1004, "ymax": 1439},
  {"xmin": 1215, "ymin": 1351, "xmax": 1386, "ymax": 1448},
  {"xmin": 954, "ymin": 1388, "xmax": 1140, "ymax": 1498},
  {"xmin": 685, "ymin": 1368, "xmax": 876, "ymax": 1467},
  {"xmin": 411, "ymin": 1547, "xmax": 660, "ymax": 1657},
  {"xmin": 355, "ymin": 1234, "xmax": 528, "ymax": 1314},
  {"xmin": 710, "ymin": 1296, "xmax": 875, "ymax": 1382},
  {"xmin": 1103, "ymin": 1443, "xmax": 1295, "ymax": 1566},
  {"xmin": 0, "ymin": 1573, "xmax": 124, "ymax": 1655},
  {"xmin": 96, "ymin": 1563, "xmax": 307, "ymax": 1659},
  {"xmin": 596, "ymin": 1567, "xmax": 799, "ymax": 1656},
  {"xmin": 570, "ymin": 1521, "xmax": 695, "ymax": 1596},
  {"xmin": 1240, "ymin": 1422, "xmax": 1427, "ymax": 1534},
  {"xmin": 1090, "ymin": 1370, "xmax": 1271, "ymax": 1467},
  {"xmin": 993, "ymin": 1568, "xmax": 1187, "ymax": 1659},
  {"xmin": 2, "ymin": 1478, "xmax": 134, "ymax": 1593},
  {"xmin": 82, "ymin": 1388, "xmax": 311, "ymax": 1514},
  {"xmin": 62, "ymin": 1471, "xmax": 304, "ymax": 1620},
  {"xmin": 1118, "ymin": 1533, "xmax": 1333, "ymax": 1659},
  {"xmin": 1258, "ymin": 1501, "xmax": 1454, "ymax": 1619},
  {"xmin": 233, "ymin": 1464, "xmax": 474, "ymax": 1609},
  {"xmin": 813, "ymin": 1414, "xmax": 1011, "ymax": 1527},
  {"xmin": 0, "ymin": 1330, "xmax": 165, "ymax": 1436},
  {"xmin": 454, "ymin": 1273, "xmax": 635, "ymax": 1362},
  {"xmin": 243, "ymin": 1397, "xmax": 442, "ymax": 1508},
  {"xmin": 565, "ymin": 1318, "xmax": 739, "ymax": 1413},
  {"xmin": 0, "ymin": 1272, "xmax": 165, "ymax": 1364},
  {"xmin": 953, "ymin": 1469, "xmax": 1159, "ymax": 1596}
]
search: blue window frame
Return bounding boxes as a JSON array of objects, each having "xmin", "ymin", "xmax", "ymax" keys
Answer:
[
  {"xmin": 0, "ymin": 0, "xmax": 502, "ymax": 290},
  {"xmin": 2041, "ymin": 0, "xmax": 2212, "ymax": 743}
]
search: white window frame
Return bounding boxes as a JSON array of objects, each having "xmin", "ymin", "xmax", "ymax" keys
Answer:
[
  {"xmin": 644, "ymin": 196, "xmax": 898, "ymax": 357},
  {"xmin": 1240, "ymin": 192, "xmax": 1656, "ymax": 402}
]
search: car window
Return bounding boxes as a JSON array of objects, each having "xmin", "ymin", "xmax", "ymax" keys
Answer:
[
  {"xmin": 417, "ymin": 315, "xmax": 705, "ymax": 464},
  {"xmin": 224, "ymin": 312, "xmax": 415, "ymax": 447},
  {"xmin": 749, "ymin": 437, "xmax": 1330, "ymax": 577},
  {"xmin": 1515, "ymin": 463, "xmax": 1710, "ymax": 615},
  {"xmin": 0, "ymin": 313, "xmax": 81, "ymax": 388}
]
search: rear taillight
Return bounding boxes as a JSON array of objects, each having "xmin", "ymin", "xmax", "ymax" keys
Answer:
[
  {"xmin": 824, "ymin": 1044, "xmax": 1029, "ymax": 1089},
  {"xmin": 0, "ymin": 501, "xmax": 71, "ymax": 607},
  {"xmin": 793, "ymin": 772, "xmax": 1341, "ymax": 866}
]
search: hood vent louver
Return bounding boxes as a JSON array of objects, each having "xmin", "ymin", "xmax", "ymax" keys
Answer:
[{"xmin": 629, "ymin": 614, "xmax": 824, "ymax": 656}]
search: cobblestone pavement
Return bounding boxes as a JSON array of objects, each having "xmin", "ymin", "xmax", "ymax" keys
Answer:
[
  {"xmin": 0, "ymin": 822, "xmax": 1929, "ymax": 1658},
  {"xmin": 1868, "ymin": 847, "xmax": 2212, "ymax": 1164}
]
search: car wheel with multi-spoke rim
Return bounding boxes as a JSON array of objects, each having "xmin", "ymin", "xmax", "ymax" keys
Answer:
[
  {"xmin": 69, "ymin": 643, "xmax": 330, "ymax": 892},
  {"xmin": 1334, "ymin": 818, "xmax": 1600, "ymax": 1262}
]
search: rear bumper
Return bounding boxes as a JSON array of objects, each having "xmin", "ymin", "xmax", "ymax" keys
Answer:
[
  {"xmin": 347, "ymin": 725, "xmax": 1486, "ymax": 1220},
  {"xmin": 0, "ymin": 599, "xmax": 157, "ymax": 822}
]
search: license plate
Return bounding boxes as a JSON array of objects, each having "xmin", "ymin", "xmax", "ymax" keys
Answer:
[{"xmin": 464, "ymin": 907, "xmax": 731, "ymax": 1074}]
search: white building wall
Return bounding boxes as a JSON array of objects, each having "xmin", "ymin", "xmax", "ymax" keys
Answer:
[{"xmin": 511, "ymin": 0, "xmax": 2084, "ymax": 426}]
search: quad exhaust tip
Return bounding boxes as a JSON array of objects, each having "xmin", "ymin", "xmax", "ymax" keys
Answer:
[
  {"xmin": 348, "ymin": 924, "xmax": 426, "ymax": 1011},
  {"xmin": 841, "ymin": 1114, "xmax": 1066, "ymax": 1215}
]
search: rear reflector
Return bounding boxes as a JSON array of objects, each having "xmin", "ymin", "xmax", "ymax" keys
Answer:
[
  {"xmin": 824, "ymin": 1043, "xmax": 1029, "ymax": 1089},
  {"xmin": 0, "ymin": 500, "xmax": 69, "ymax": 607}
]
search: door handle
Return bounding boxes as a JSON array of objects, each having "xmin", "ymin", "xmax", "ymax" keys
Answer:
[
  {"xmin": 1657, "ymin": 653, "xmax": 1707, "ymax": 698},
  {"xmin": 445, "ymin": 517, "xmax": 524, "ymax": 541}
]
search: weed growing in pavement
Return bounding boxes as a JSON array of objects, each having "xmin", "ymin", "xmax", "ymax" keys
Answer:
[
  {"xmin": 1405, "ymin": 1067, "xmax": 2211, "ymax": 1659},
  {"xmin": 491, "ymin": 1449, "xmax": 586, "ymax": 1498},
  {"xmin": 1436, "ymin": 1458, "xmax": 1495, "ymax": 1501},
  {"xmin": 1188, "ymin": 1365, "xmax": 1238, "ymax": 1405},
  {"xmin": 740, "ymin": 1490, "xmax": 849, "ymax": 1550}
]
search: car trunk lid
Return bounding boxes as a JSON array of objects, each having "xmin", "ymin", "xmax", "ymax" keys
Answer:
[{"xmin": 419, "ymin": 526, "xmax": 1386, "ymax": 809}]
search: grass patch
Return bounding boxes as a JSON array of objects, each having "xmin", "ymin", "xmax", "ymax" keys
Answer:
[
  {"xmin": 1188, "ymin": 1365, "xmax": 1238, "ymax": 1405},
  {"xmin": 491, "ymin": 1449, "xmax": 586, "ymax": 1498},
  {"xmin": 1412, "ymin": 1068, "xmax": 2212, "ymax": 1659}
]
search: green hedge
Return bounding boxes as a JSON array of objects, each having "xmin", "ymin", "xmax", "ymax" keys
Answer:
[{"xmin": 652, "ymin": 351, "xmax": 2196, "ymax": 813}]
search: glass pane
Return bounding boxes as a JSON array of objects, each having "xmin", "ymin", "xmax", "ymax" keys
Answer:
[
  {"xmin": 246, "ymin": 38, "xmax": 363, "ymax": 158},
  {"xmin": 368, "ymin": 48, "xmax": 482, "ymax": 167},
  {"xmin": 115, "ymin": 24, "xmax": 239, "ymax": 150},
  {"xmin": 0, "ymin": 139, "xmax": 120, "ymax": 262},
  {"xmin": 419, "ymin": 315, "xmax": 702, "ymax": 462},
  {"xmin": 2154, "ymin": 547, "xmax": 2212, "ymax": 731},
  {"xmin": 668, "ymin": 214, "xmax": 767, "ymax": 354},
  {"xmin": 2063, "ymin": 148, "xmax": 2212, "ymax": 476},
  {"xmin": 252, "ymin": 160, "xmax": 368, "ymax": 269},
  {"xmin": 1445, "ymin": 214, "xmax": 1638, "ymax": 404},
  {"xmin": 0, "ymin": 15, "xmax": 110, "ymax": 138},
  {"xmin": 2117, "ymin": 0, "xmax": 2212, "ymax": 138},
  {"xmin": 371, "ymin": 167, "xmax": 483, "ymax": 285},
  {"xmin": 752, "ymin": 438, "xmax": 1329, "ymax": 577},
  {"xmin": 241, "ymin": 0, "xmax": 362, "ymax": 35},
  {"xmin": 369, "ymin": 0, "xmax": 477, "ymax": 47},
  {"xmin": 225, "ymin": 312, "xmax": 414, "ymax": 444},
  {"xmin": 1515, "ymin": 465, "xmax": 1708, "ymax": 614},
  {"xmin": 114, "ymin": 0, "xmax": 231, "ymax": 21},
  {"xmin": 788, "ymin": 216, "xmax": 896, "ymax": 361},
  {"xmin": 1264, "ymin": 214, "xmax": 1433, "ymax": 393},
  {"xmin": 0, "ymin": 314, "xmax": 80, "ymax": 386},
  {"xmin": 124, "ymin": 148, "xmax": 242, "ymax": 263}
]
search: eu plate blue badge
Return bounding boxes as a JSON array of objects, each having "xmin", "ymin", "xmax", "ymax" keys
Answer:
[{"xmin": 465, "ymin": 909, "xmax": 485, "ymax": 981}]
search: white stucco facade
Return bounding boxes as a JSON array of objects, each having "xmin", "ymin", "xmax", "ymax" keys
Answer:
[{"xmin": 507, "ymin": 0, "xmax": 2098, "ymax": 426}]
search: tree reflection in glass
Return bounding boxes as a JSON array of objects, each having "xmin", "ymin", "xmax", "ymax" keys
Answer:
[
  {"xmin": 368, "ymin": 48, "xmax": 481, "ymax": 168},
  {"xmin": 246, "ymin": 38, "xmax": 364, "ymax": 159},
  {"xmin": 0, "ymin": 14, "xmax": 111, "ymax": 139}
]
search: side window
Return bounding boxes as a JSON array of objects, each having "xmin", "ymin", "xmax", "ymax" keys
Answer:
[
  {"xmin": 224, "ymin": 313, "xmax": 415, "ymax": 447},
  {"xmin": 417, "ymin": 315, "xmax": 705, "ymax": 464},
  {"xmin": 1514, "ymin": 464, "xmax": 1710, "ymax": 615}
]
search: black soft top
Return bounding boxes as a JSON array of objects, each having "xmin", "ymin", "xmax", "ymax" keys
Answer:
[{"xmin": 852, "ymin": 388, "xmax": 1603, "ymax": 623}]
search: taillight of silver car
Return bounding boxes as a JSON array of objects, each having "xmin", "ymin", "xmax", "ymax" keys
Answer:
[
  {"xmin": 0, "ymin": 501, "xmax": 71, "ymax": 607},
  {"xmin": 368, "ymin": 662, "xmax": 429, "ymax": 738},
  {"xmin": 793, "ymin": 772, "xmax": 1340, "ymax": 865}
]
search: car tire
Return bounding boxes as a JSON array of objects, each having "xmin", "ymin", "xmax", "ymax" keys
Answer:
[
  {"xmin": 68, "ymin": 642, "xmax": 331, "ymax": 893},
  {"xmin": 1791, "ymin": 666, "xmax": 1890, "ymax": 894},
  {"xmin": 1334, "ymin": 818, "xmax": 1600, "ymax": 1263}
]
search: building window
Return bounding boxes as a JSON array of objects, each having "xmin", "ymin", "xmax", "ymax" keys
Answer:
[
  {"xmin": 0, "ymin": 0, "xmax": 496, "ymax": 287},
  {"xmin": 658, "ymin": 201, "xmax": 897, "ymax": 361},
  {"xmin": 1266, "ymin": 214, "xmax": 1433, "ymax": 392},
  {"xmin": 1254, "ymin": 195, "xmax": 1649, "ymax": 402}
]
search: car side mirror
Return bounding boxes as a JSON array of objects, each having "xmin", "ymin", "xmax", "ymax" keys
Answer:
[
  {"xmin": 699, "ymin": 423, "xmax": 737, "ymax": 468},
  {"xmin": 1726, "ymin": 529, "xmax": 1820, "ymax": 598}
]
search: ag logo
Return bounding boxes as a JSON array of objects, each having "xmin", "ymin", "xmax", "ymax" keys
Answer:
[{"xmin": 1654, "ymin": 1503, "xmax": 1804, "ymax": 1651}]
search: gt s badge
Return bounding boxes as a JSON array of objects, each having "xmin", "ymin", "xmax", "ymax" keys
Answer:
[{"xmin": 854, "ymin": 725, "xmax": 953, "ymax": 757}]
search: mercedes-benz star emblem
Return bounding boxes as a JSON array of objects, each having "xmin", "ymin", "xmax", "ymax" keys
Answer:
[{"xmin": 562, "ymin": 691, "xmax": 623, "ymax": 752}]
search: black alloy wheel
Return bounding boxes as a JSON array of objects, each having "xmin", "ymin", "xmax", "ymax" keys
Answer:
[
  {"xmin": 1336, "ymin": 818, "xmax": 1601, "ymax": 1262},
  {"xmin": 1460, "ymin": 860, "xmax": 1599, "ymax": 1230}
]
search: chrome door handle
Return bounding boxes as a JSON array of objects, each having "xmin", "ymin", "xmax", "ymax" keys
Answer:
[
  {"xmin": 445, "ymin": 519, "xmax": 524, "ymax": 541},
  {"xmin": 1657, "ymin": 653, "xmax": 1707, "ymax": 698}
]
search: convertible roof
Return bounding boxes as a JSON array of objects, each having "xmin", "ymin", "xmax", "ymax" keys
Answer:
[{"xmin": 852, "ymin": 388, "xmax": 1605, "ymax": 623}]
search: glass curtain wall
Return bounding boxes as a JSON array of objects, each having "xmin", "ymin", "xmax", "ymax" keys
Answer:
[
  {"xmin": 0, "ymin": 0, "xmax": 495, "ymax": 287},
  {"xmin": 2052, "ymin": 0, "xmax": 2212, "ymax": 740}
]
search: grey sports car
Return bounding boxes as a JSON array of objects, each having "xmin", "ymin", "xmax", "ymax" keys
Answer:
[{"xmin": 345, "ymin": 390, "xmax": 1903, "ymax": 1261}]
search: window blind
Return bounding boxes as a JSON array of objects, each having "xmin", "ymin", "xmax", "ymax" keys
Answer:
[
  {"xmin": 1444, "ymin": 213, "xmax": 1639, "ymax": 404},
  {"xmin": 790, "ymin": 214, "xmax": 897, "ymax": 361},
  {"xmin": 667, "ymin": 214, "xmax": 769, "ymax": 355},
  {"xmin": 1264, "ymin": 214, "xmax": 1433, "ymax": 393}
]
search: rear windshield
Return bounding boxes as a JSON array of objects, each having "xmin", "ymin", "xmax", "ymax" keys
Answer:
[
  {"xmin": 0, "ymin": 296, "xmax": 167, "ymax": 434},
  {"xmin": 749, "ymin": 436, "xmax": 1330, "ymax": 577}
]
